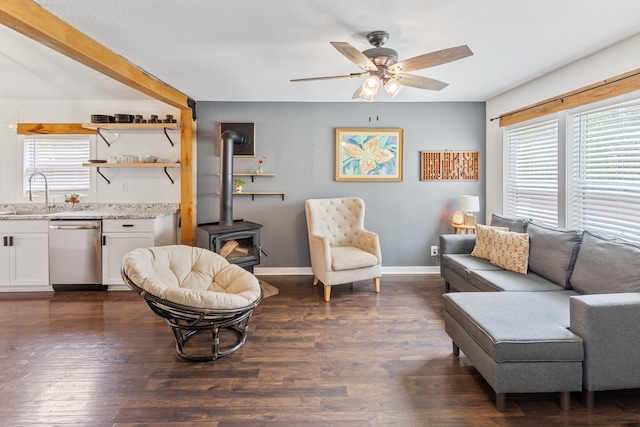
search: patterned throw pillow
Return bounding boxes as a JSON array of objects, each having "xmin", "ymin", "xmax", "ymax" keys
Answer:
[
  {"xmin": 471, "ymin": 224, "xmax": 509, "ymax": 260},
  {"xmin": 490, "ymin": 230, "xmax": 530, "ymax": 274}
]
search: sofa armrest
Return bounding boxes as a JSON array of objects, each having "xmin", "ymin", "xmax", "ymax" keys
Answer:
[
  {"xmin": 570, "ymin": 293, "xmax": 640, "ymax": 392},
  {"xmin": 439, "ymin": 234, "xmax": 476, "ymax": 255}
]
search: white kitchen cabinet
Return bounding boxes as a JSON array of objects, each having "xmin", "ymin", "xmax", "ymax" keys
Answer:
[
  {"xmin": 102, "ymin": 215, "xmax": 176, "ymax": 289},
  {"xmin": 0, "ymin": 220, "xmax": 50, "ymax": 291}
]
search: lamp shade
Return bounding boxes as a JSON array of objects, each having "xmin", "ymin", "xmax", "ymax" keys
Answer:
[{"xmin": 461, "ymin": 195, "xmax": 480, "ymax": 213}]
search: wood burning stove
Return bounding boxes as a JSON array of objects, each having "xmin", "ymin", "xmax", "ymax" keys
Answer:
[
  {"xmin": 197, "ymin": 129, "xmax": 265, "ymax": 272},
  {"xmin": 196, "ymin": 221, "xmax": 263, "ymax": 273}
]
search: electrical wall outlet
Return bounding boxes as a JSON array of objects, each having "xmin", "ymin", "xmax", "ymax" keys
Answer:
[
  {"xmin": 121, "ymin": 181, "xmax": 128, "ymax": 192},
  {"xmin": 431, "ymin": 246, "xmax": 439, "ymax": 256}
]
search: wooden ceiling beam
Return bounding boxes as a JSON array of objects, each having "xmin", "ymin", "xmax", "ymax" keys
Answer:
[{"xmin": 0, "ymin": 1, "xmax": 189, "ymax": 110}]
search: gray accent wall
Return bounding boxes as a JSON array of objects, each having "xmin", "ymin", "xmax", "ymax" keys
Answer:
[{"xmin": 196, "ymin": 101, "xmax": 485, "ymax": 268}]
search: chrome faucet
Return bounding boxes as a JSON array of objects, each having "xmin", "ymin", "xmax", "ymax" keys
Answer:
[{"xmin": 28, "ymin": 172, "xmax": 50, "ymax": 211}]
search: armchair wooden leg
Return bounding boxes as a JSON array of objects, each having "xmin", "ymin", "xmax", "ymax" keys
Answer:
[
  {"xmin": 374, "ymin": 277, "xmax": 380, "ymax": 293},
  {"xmin": 313, "ymin": 276, "xmax": 319, "ymax": 286},
  {"xmin": 324, "ymin": 285, "xmax": 331, "ymax": 302},
  {"xmin": 452, "ymin": 342, "xmax": 460, "ymax": 356}
]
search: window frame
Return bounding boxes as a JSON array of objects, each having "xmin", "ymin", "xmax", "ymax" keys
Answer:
[
  {"xmin": 19, "ymin": 134, "xmax": 96, "ymax": 202},
  {"xmin": 503, "ymin": 90, "xmax": 640, "ymax": 242}
]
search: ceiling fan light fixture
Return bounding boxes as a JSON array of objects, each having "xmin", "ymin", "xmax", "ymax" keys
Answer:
[
  {"xmin": 363, "ymin": 75, "xmax": 380, "ymax": 90},
  {"xmin": 384, "ymin": 79, "xmax": 402, "ymax": 98},
  {"xmin": 358, "ymin": 88, "xmax": 376, "ymax": 101}
]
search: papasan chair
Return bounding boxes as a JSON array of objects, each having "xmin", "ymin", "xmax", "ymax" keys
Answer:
[{"xmin": 121, "ymin": 245, "xmax": 263, "ymax": 361}]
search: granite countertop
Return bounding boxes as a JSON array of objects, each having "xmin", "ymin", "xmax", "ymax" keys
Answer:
[{"xmin": 0, "ymin": 203, "xmax": 179, "ymax": 220}]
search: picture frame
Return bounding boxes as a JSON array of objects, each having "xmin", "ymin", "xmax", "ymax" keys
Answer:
[
  {"xmin": 335, "ymin": 128, "xmax": 403, "ymax": 182},
  {"xmin": 219, "ymin": 122, "xmax": 255, "ymax": 157}
]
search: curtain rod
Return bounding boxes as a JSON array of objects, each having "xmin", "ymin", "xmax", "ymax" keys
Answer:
[{"xmin": 489, "ymin": 70, "xmax": 640, "ymax": 122}]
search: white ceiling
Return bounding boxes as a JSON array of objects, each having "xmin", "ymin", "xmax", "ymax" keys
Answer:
[{"xmin": 4, "ymin": 1, "xmax": 640, "ymax": 103}]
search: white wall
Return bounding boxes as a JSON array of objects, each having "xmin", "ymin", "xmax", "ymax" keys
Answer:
[
  {"xmin": 485, "ymin": 34, "xmax": 640, "ymax": 218},
  {"xmin": 0, "ymin": 99, "xmax": 180, "ymax": 204}
]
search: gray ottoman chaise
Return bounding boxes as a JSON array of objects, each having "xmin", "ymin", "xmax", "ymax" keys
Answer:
[{"xmin": 440, "ymin": 216, "xmax": 640, "ymax": 411}]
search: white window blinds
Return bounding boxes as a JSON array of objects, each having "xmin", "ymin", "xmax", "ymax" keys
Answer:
[
  {"xmin": 569, "ymin": 98, "xmax": 640, "ymax": 242},
  {"xmin": 23, "ymin": 137, "xmax": 90, "ymax": 195},
  {"xmin": 505, "ymin": 119, "xmax": 559, "ymax": 227}
]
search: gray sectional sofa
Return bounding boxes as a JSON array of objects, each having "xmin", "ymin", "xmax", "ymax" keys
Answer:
[{"xmin": 439, "ymin": 215, "xmax": 640, "ymax": 412}]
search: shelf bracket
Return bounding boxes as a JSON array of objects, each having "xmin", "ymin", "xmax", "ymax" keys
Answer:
[
  {"xmin": 96, "ymin": 167, "xmax": 111, "ymax": 184},
  {"xmin": 163, "ymin": 127, "xmax": 175, "ymax": 146},
  {"xmin": 96, "ymin": 128, "xmax": 111, "ymax": 147},
  {"xmin": 164, "ymin": 167, "xmax": 175, "ymax": 184}
]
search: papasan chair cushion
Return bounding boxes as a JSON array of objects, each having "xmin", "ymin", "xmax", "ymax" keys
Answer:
[{"xmin": 123, "ymin": 245, "xmax": 261, "ymax": 310}]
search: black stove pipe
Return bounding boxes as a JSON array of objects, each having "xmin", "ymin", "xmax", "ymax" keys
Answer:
[{"xmin": 220, "ymin": 130, "xmax": 244, "ymax": 227}]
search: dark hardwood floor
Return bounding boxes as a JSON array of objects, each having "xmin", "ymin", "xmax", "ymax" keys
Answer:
[{"xmin": 0, "ymin": 275, "xmax": 639, "ymax": 426}]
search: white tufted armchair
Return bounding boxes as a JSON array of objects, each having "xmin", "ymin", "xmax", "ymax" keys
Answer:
[{"xmin": 304, "ymin": 197, "xmax": 382, "ymax": 301}]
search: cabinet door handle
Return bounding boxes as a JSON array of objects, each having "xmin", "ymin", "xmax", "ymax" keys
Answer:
[
  {"xmin": 9, "ymin": 236, "xmax": 13, "ymax": 246},
  {"xmin": 102, "ymin": 235, "xmax": 107, "ymax": 246},
  {"xmin": 121, "ymin": 224, "xmax": 134, "ymax": 228},
  {"xmin": 3, "ymin": 236, "xmax": 6, "ymax": 247}
]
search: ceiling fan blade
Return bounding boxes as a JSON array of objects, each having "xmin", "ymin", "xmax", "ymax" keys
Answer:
[
  {"xmin": 389, "ymin": 45, "xmax": 473, "ymax": 73},
  {"xmin": 393, "ymin": 74, "xmax": 449, "ymax": 91},
  {"xmin": 330, "ymin": 42, "xmax": 377, "ymax": 71},
  {"xmin": 290, "ymin": 72, "xmax": 367, "ymax": 83}
]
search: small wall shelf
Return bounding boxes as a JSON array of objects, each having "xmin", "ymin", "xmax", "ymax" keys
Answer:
[
  {"xmin": 216, "ymin": 191, "xmax": 286, "ymax": 201},
  {"xmin": 216, "ymin": 173, "xmax": 275, "ymax": 182},
  {"xmin": 82, "ymin": 123, "xmax": 180, "ymax": 146},
  {"xmin": 83, "ymin": 162, "xmax": 180, "ymax": 184}
]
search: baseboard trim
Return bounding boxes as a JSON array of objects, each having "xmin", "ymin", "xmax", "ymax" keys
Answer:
[{"xmin": 253, "ymin": 266, "xmax": 441, "ymax": 276}]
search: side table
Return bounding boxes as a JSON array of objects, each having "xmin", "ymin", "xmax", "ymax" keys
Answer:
[{"xmin": 452, "ymin": 223, "xmax": 476, "ymax": 234}]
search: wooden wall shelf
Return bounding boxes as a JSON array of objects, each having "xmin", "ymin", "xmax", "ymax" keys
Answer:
[
  {"xmin": 216, "ymin": 191, "xmax": 286, "ymax": 201},
  {"xmin": 82, "ymin": 162, "xmax": 179, "ymax": 184}
]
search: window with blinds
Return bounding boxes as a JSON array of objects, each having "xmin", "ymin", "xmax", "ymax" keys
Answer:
[
  {"xmin": 569, "ymin": 98, "xmax": 640, "ymax": 242},
  {"xmin": 505, "ymin": 119, "xmax": 559, "ymax": 227},
  {"xmin": 23, "ymin": 136, "xmax": 90, "ymax": 196}
]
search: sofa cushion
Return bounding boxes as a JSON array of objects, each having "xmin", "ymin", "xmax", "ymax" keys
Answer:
[
  {"xmin": 569, "ymin": 231, "xmax": 640, "ymax": 294},
  {"xmin": 490, "ymin": 213, "xmax": 529, "ymax": 233},
  {"xmin": 444, "ymin": 291, "xmax": 583, "ymax": 363},
  {"xmin": 471, "ymin": 224, "xmax": 509, "ymax": 260},
  {"xmin": 490, "ymin": 230, "xmax": 529, "ymax": 274},
  {"xmin": 469, "ymin": 269, "xmax": 564, "ymax": 292},
  {"xmin": 527, "ymin": 222, "xmax": 581, "ymax": 289},
  {"xmin": 442, "ymin": 254, "xmax": 502, "ymax": 280}
]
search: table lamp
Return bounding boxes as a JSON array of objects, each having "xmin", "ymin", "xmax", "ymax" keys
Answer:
[{"xmin": 461, "ymin": 195, "xmax": 480, "ymax": 226}]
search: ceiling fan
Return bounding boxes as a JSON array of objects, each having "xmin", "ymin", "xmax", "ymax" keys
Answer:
[{"xmin": 290, "ymin": 31, "xmax": 473, "ymax": 100}]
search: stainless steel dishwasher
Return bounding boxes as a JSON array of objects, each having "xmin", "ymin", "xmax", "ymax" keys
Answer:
[{"xmin": 49, "ymin": 220, "xmax": 104, "ymax": 290}]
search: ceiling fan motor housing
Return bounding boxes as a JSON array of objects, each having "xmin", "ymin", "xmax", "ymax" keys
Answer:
[{"xmin": 363, "ymin": 47, "xmax": 398, "ymax": 67}]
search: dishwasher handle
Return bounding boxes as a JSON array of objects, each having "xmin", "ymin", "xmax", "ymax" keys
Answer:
[{"xmin": 49, "ymin": 223, "xmax": 101, "ymax": 230}]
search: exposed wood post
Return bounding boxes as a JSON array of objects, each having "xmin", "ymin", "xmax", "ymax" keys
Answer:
[{"xmin": 179, "ymin": 109, "xmax": 196, "ymax": 245}]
